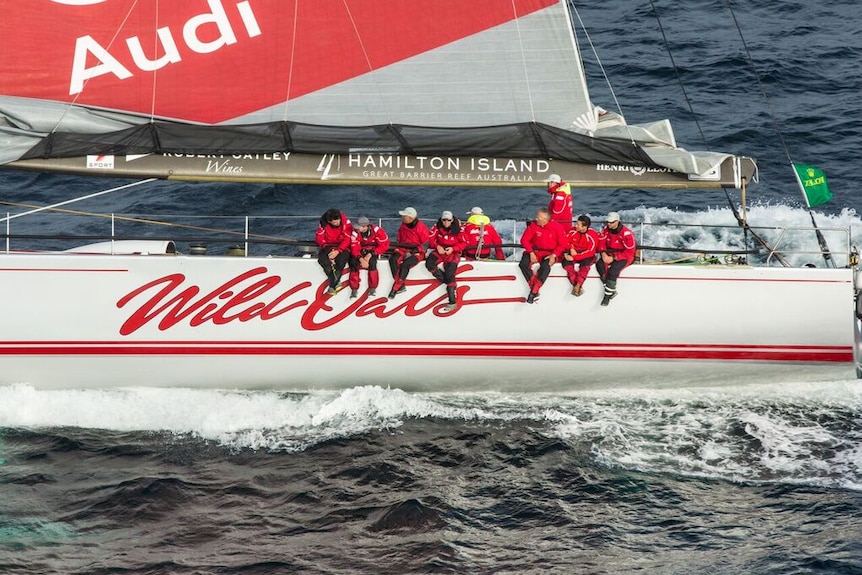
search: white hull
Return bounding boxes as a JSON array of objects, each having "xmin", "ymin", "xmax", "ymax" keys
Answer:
[{"xmin": 0, "ymin": 253, "xmax": 857, "ymax": 389}]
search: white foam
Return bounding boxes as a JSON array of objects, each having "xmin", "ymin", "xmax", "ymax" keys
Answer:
[
  {"xmin": 548, "ymin": 379, "xmax": 862, "ymax": 490},
  {"xmin": 0, "ymin": 384, "xmax": 491, "ymax": 452},
  {"xmin": 2, "ymin": 375, "xmax": 861, "ymax": 489},
  {"xmin": 495, "ymin": 203, "xmax": 862, "ymax": 267}
]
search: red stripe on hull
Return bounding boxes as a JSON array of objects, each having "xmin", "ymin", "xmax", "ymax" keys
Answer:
[
  {"xmin": 0, "ymin": 268, "xmax": 128, "ymax": 273},
  {"xmin": 0, "ymin": 344, "xmax": 852, "ymax": 363}
]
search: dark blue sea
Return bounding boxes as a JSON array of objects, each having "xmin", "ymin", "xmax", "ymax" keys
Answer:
[{"xmin": 2, "ymin": 1, "xmax": 862, "ymax": 573}]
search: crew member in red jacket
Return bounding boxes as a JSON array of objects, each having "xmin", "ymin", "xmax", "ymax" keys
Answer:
[
  {"xmin": 388, "ymin": 206, "xmax": 430, "ymax": 299},
  {"xmin": 425, "ymin": 210, "xmax": 467, "ymax": 311},
  {"xmin": 348, "ymin": 216, "xmax": 390, "ymax": 298},
  {"xmin": 462, "ymin": 206, "xmax": 505, "ymax": 261},
  {"xmin": 519, "ymin": 207, "xmax": 566, "ymax": 304},
  {"xmin": 315, "ymin": 208, "xmax": 352, "ymax": 296},
  {"xmin": 546, "ymin": 173, "xmax": 573, "ymax": 231},
  {"xmin": 596, "ymin": 211, "xmax": 637, "ymax": 306},
  {"xmin": 561, "ymin": 214, "xmax": 600, "ymax": 297}
]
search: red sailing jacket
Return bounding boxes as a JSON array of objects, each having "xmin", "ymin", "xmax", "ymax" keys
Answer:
[
  {"xmin": 598, "ymin": 224, "xmax": 637, "ymax": 265},
  {"xmin": 429, "ymin": 220, "xmax": 467, "ymax": 264},
  {"xmin": 350, "ymin": 224, "xmax": 390, "ymax": 257},
  {"xmin": 548, "ymin": 181, "xmax": 573, "ymax": 230},
  {"xmin": 314, "ymin": 211, "xmax": 352, "ymax": 250},
  {"xmin": 520, "ymin": 220, "xmax": 566, "ymax": 258},
  {"xmin": 394, "ymin": 219, "xmax": 431, "ymax": 261},
  {"xmin": 463, "ymin": 217, "xmax": 505, "ymax": 260},
  {"xmin": 565, "ymin": 228, "xmax": 600, "ymax": 263}
]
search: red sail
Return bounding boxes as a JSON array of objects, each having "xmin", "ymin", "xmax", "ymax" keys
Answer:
[{"xmin": 3, "ymin": 0, "xmax": 556, "ymax": 123}]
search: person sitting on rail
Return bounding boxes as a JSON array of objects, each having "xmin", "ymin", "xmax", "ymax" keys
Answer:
[
  {"xmin": 388, "ymin": 207, "xmax": 430, "ymax": 299},
  {"xmin": 426, "ymin": 211, "xmax": 467, "ymax": 312},
  {"xmin": 462, "ymin": 206, "xmax": 506, "ymax": 261},
  {"xmin": 314, "ymin": 208, "xmax": 352, "ymax": 296},
  {"xmin": 518, "ymin": 207, "xmax": 566, "ymax": 304},
  {"xmin": 348, "ymin": 216, "xmax": 390, "ymax": 298},
  {"xmin": 561, "ymin": 214, "xmax": 600, "ymax": 297},
  {"xmin": 596, "ymin": 211, "xmax": 637, "ymax": 306}
]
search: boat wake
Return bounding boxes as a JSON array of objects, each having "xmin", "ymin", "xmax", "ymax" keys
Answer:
[
  {"xmin": 2, "ymin": 381, "xmax": 861, "ymax": 490},
  {"xmin": 494, "ymin": 202, "xmax": 862, "ymax": 267}
]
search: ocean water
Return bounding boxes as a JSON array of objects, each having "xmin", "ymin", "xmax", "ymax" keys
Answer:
[{"xmin": 2, "ymin": 1, "xmax": 862, "ymax": 573}]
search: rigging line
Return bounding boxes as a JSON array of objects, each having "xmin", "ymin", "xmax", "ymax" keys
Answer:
[
  {"xmin": 0, "ymin": 201, "xmax": 295, "ymax": 243},
  {"xmin": 0, "ymin": 179, "xmax": 157, "ymax": 224},
  {"xmin": 53, "ymin": 0, "xmax": 141, "ymax": 133},
  {"xmin": 725, "ymin": 1, "xmax": 790, "ymax": 162},
  {"xmin": 149, "ymin": 0, "xmax": 160, "ymax": 123},
  {"xmin": 724, "ymin": 0, "xmax": 834, "ymax": 268},
  {"xmin": 647, "ymin": 0, "xmax": 709, "ymax": 150},
  {"xmin": 340, "ymin": 0, "xmax": 392, "ymax": 125},
  {"xmin": 510, "ymin": 0, "xmax": 535, "ymax": 122},
  {"xmin": 567, "ymin": 1, "xmax": 636, "ymax": 145},
  {"xmin": 283, "ymin": 0, "xmax": 300, "ymax": 122}
]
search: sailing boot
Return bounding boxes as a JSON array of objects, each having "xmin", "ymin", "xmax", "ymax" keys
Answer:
[
  {"xmin": 525, "ymin": 275, "xmax": 537, "ymax": 303},
  {"xmin": 368, "ymin": 270, "xmax": 379, "ymax": 296},
  {"xmin": 600, "ymin": 280, "xmax": 617, "ymax": 306},
  {"xmin": 350, "ymin": 289, "xmax": 358, "ymax": 298},
  {"xmin": 443, "ymin": 285, "xmax": 457, "ymax": 312},
  {"xmin": 324, "ymin": 267, "xmax": 339, "ymax": 294},
  {"xmin": 388, "ymin": 278, "xmax": 402, "ymax": 299},
  {"xmin": 573, "ymin": 283, "xmax": 583, "ymax": 297},
  {"xmin": 527, "ymin": 279, "xmax": 543, "ymax": 304}
]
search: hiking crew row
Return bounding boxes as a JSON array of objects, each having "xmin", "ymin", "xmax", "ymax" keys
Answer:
[{"xmin": 315, "ymin": 204, "xmax": 636, "ymax": 310}]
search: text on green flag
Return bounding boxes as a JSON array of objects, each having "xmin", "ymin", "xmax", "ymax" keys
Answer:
[{"xmin": 793, "ymin": 163, "xmax": 832, "ymax": 207}]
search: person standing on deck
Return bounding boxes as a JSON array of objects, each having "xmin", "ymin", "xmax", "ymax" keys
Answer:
[
  {"xmin": 518, "ymin": 207, "xmax": 566, "ymax": 304},
  {"xmin": 462, "ymin": 206, "xmax": 506, "ymax": 261},
  {"xmin": 388, "ymin": 207, "xmax": 430, "ymax": 299},
  {"xmin": 561, "ymin": 214, "xmax": 600, "ymax": 297},
  {"xmin": 596, "ymin": 211, "xmax": 637, "ymax": 306},
  {"xmin": 315, "ymin": 208, "xmax": 352, "ymax": 296},
  {"xmin": 546, "ymin": 173, "xmax": 573, "ymax": 231},
  {"xmin": 426, "ymin": 211, "xmax": 467, "ymax": 312},
  {"xmin": 348, "ymin": 216, "xmax": 390, "ymax": 298}
]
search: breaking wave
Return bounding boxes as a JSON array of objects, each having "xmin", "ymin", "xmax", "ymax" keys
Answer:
[{"xmin": 3, "ymin": 380, "xmax": 861, "ymax": 490}]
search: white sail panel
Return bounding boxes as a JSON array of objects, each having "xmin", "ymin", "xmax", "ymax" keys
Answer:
[{"xmin": 236, "ymin": 4, "xmax": 592, "ymax": 129}]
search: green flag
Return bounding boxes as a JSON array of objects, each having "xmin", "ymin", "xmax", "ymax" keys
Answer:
[{"xmin": 792, "ymin": 163, "xmax": 832, "ymax": 207}]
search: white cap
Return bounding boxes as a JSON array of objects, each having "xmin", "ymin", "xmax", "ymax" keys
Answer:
[
  {"xmin": 605, "ymin": 211, "xmax": 621, "ymax": 223},
  {"xmin": 355, "ymin": 216, "xmax": 370, "ymax": 226},
  {"xmin": 467, "ymin": 206, "xmax": 484, "ymax": 215},
  {"xmin": 398, "ymin": 207, "xmax": 418, "ymax": 218},
  {"xmin": 546, "ymin": 173, "xmax": 562, "ymax": 183},
  {"xmin": 441, "ymin": 210, "xmax": 454, "ymax": 220}
]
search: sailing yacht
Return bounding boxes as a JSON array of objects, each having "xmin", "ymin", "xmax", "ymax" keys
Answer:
[{"xmin": 0, "ymin": 0, "xmax": 857, "ymax": 389}]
